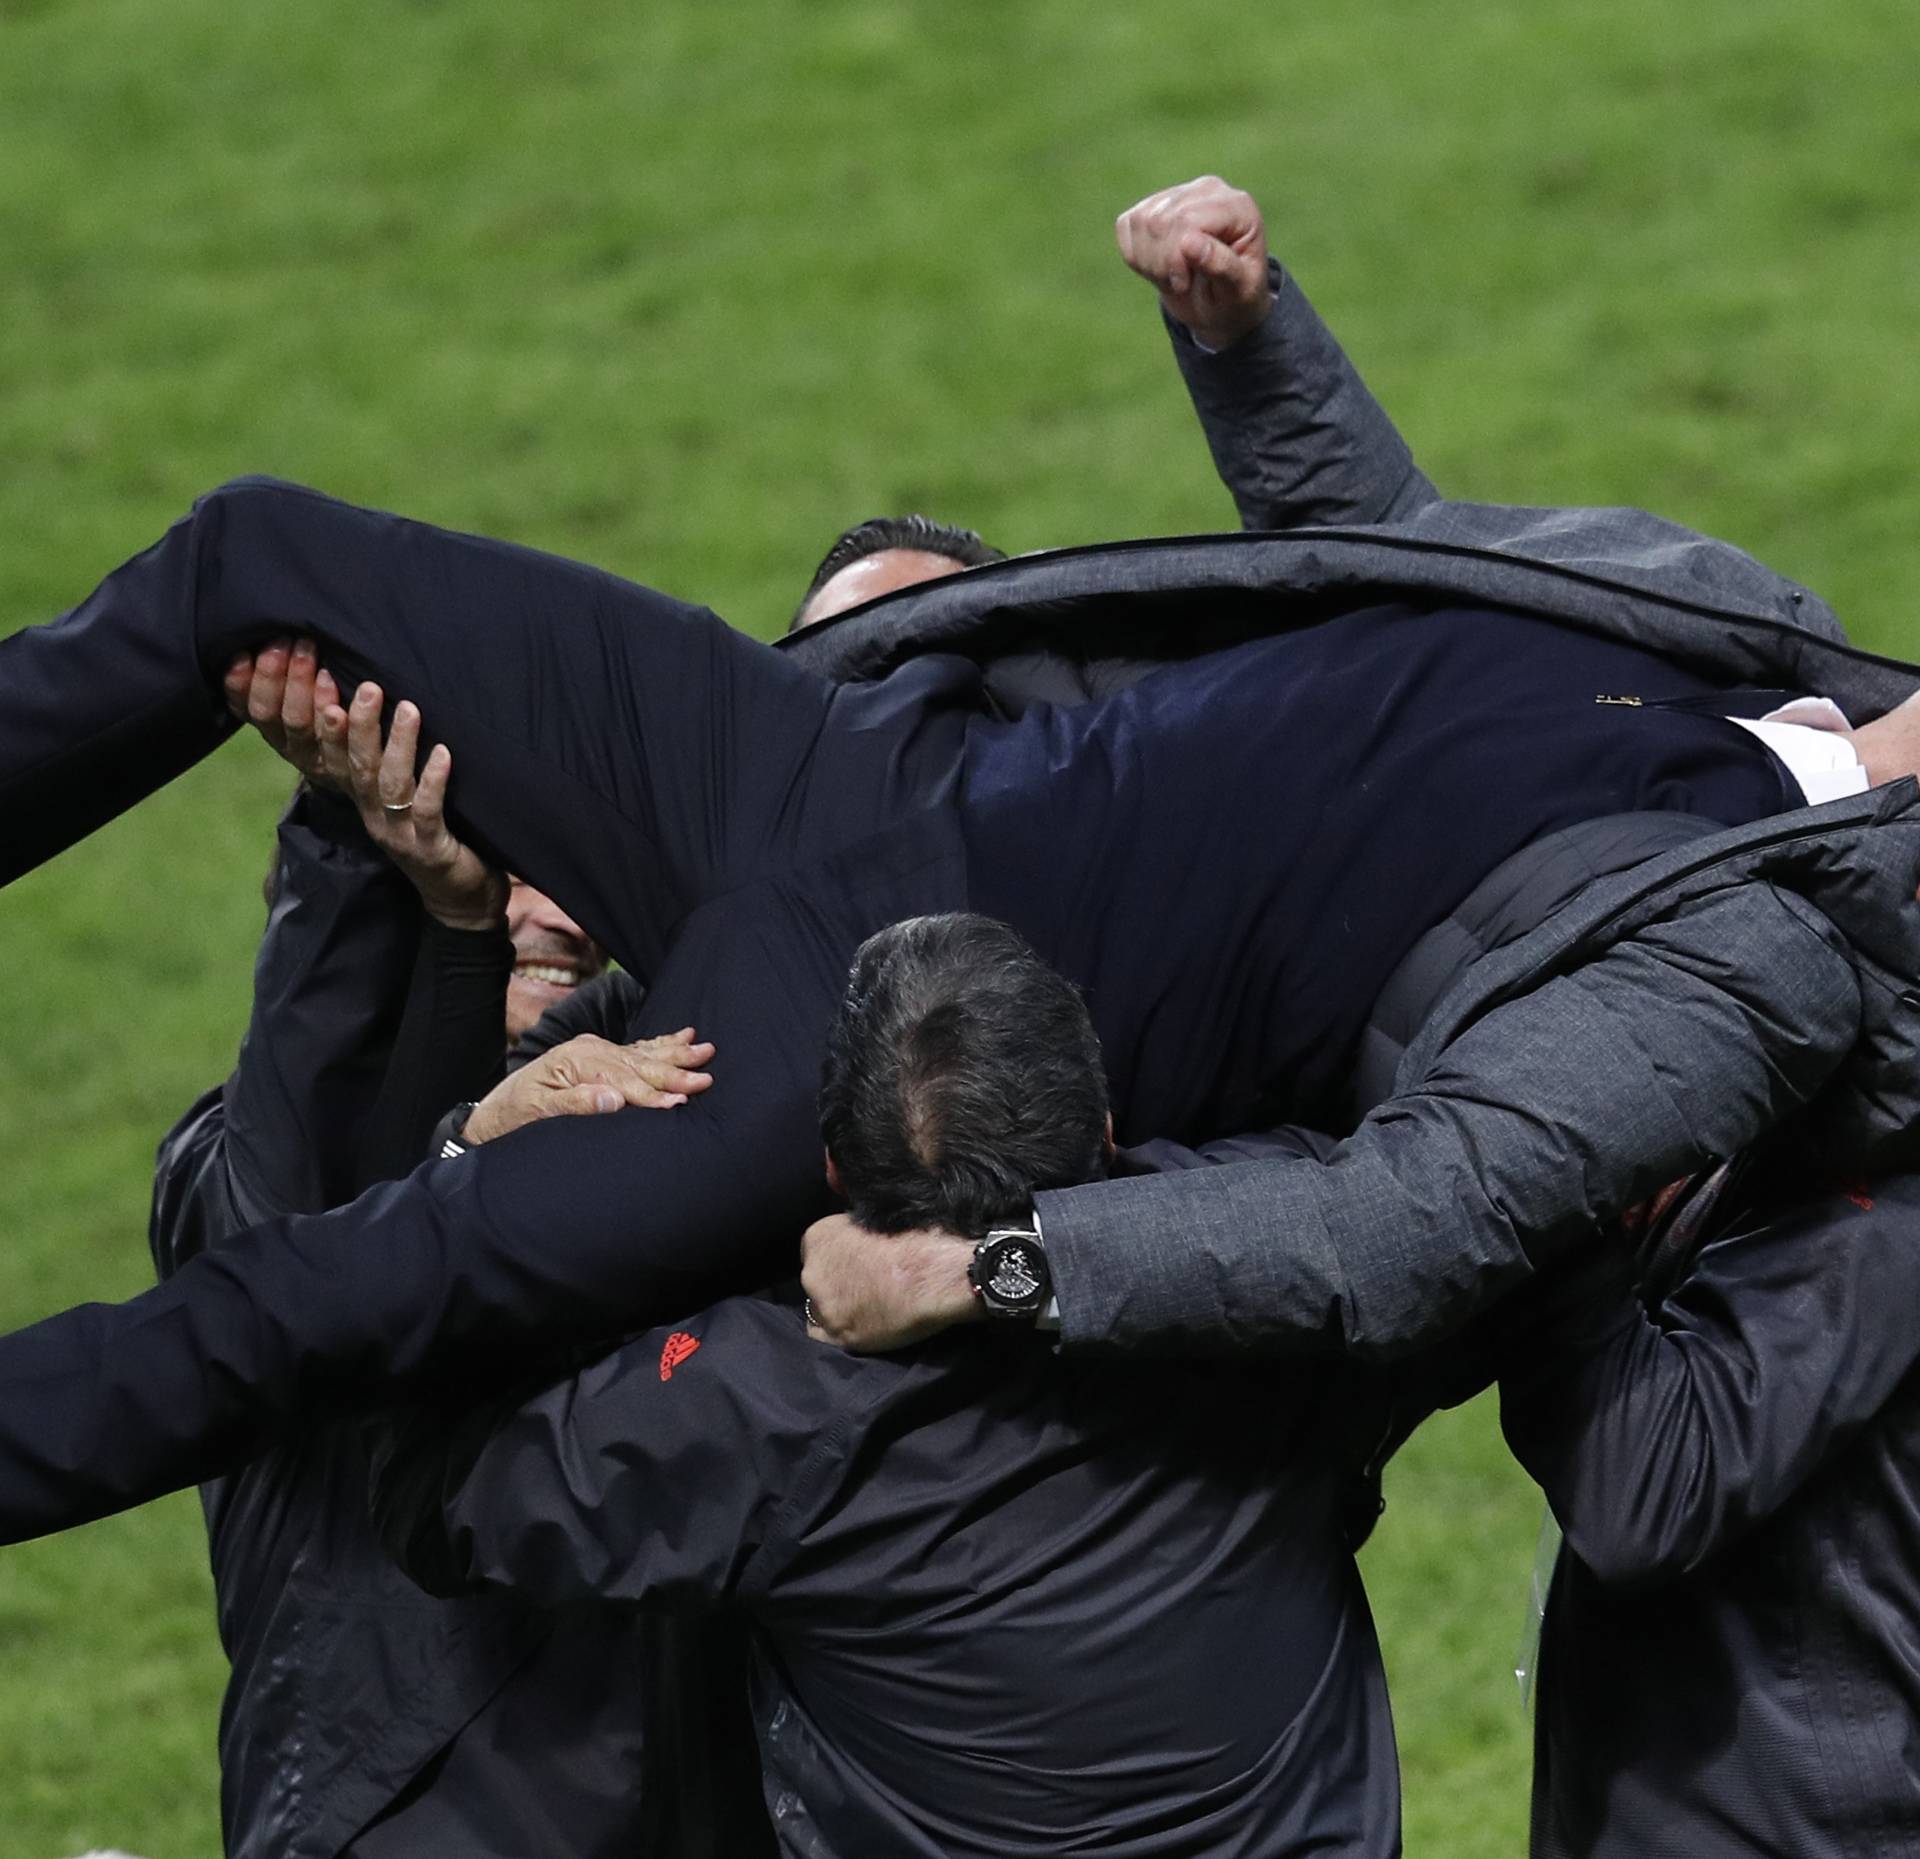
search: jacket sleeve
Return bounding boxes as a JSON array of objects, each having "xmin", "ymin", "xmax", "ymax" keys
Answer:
[
  {"xmin": 369, "ymin": 1303, "xmax": 822, "ymax": 1611},
  {"xmin": 151, "ymin": 786, "xmax": 513, "ymax": 1272},
  {"xmin": 1171, "ymin": 258, "xmax": 1440, "ymax": 532},
  {"xmin": 356, "ymin": 916, "xmax": 514, "ymax": 1184},
  {"xmin": 149, "ymin": 786, "xmax": 422, "ymax": 1274},
  {"xmin": 1496, "ymin": 1169, "xmax": 1920, "ymax": 1584},
  {"xmin": 1112, "ymin": 1126, "xmax": 1341, "ymax": 1175},
  {"xmin": 1038, "ymin": 876, "xmax": 1865, "ymax": 1358}
]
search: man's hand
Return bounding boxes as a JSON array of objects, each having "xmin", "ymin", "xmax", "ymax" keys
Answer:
[
  {"xmin": 225, "ymin": 636, "xmax": 345, "ymax": 790},
  {"xmin": 464, "ymin": 1029, "xmax": 716, "ymax": 1144},
  {"xmin": 227, "ymin": 642, "xmax": 509, "ymax": 931},
  {"xmin": 1115, "ymin": 174, "xmax": 1273, "ymax": 353},
  {"xmin": 323, "ymin": 678, "xmax": 507, "ymax": 932},
  {"xmin": 800, "ymin": 1215, "xmax": 983, "ymax": 1351},
  {"xmin": 1850, "ymin": 687, "xmax": 1920, "ymax": 791}
]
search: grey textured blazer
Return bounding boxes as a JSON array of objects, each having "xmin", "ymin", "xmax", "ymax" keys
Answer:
[{"xmin": 787, "ymin": 262, "xmax": 1920, "ymax": 1359}]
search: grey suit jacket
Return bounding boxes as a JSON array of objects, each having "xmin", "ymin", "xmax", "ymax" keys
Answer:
[{"xmin": 786, "ymin": 263, "xmax": 1920, "ymax": 1359}]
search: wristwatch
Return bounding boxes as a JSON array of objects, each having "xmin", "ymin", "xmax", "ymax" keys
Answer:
[{"xmin": 967, "ymin": 1219, "xmax": 1051, "ymax": 1322}]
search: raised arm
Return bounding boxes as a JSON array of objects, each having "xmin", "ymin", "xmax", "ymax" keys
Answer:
[
  {"xmin": 151, "ymin": 643, "xmax": 511, "ymax": 1271},
  {"xmin": 148, "ymin": 783, "xmax": 428, "ymax": 1270},
  {"xmin": 1117, "ymin": 175, "xmax": 1439, "ymax": 530},
  {"xmin": 1498, "ymin": 1166, "xmax": 1920, "ymax": 1583}
]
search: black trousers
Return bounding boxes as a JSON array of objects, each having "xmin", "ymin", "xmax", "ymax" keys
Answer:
[{"xmin": 0, "ymin": 479, "xmax": 972, "ymax": 1539}]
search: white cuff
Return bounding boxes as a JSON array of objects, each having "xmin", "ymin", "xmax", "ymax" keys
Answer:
[{"xmin": 1728, "ymin": 704, "xmax": 1867, "ymax": 807}]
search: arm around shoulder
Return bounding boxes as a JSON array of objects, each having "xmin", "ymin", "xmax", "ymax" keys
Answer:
[{"xmin": 1040, "ymin": 877, "xmax": 1864, "ymax": 1356}]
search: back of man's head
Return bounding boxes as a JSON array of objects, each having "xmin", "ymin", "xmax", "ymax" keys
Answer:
[
  {"xmin": 790, "ymin": 515, "xmax": 1006, "ymax": 632},
  {"xmin": 820, "ymin": 914, "xmax": 1109, "ymax": 1236}
]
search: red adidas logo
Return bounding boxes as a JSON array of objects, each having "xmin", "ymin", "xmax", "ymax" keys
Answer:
[{"xmin": 659, "ymin": 1332, "xmax": 702, "ymax": 1381}]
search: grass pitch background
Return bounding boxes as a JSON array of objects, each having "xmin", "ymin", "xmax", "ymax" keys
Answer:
[{"xmin": 2, "ymin": 0, "xmax": 1917, "ymax": 1850}]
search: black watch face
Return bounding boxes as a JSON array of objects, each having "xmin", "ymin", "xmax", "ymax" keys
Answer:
[{"xmin": 973, "ymin": 1233, "xmax": 1049, "ymax": 1316}]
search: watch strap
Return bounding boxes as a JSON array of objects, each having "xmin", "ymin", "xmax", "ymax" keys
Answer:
[{"xmin": 433, "ymin": 1100, "xmax": 480, "ymax": 1160}]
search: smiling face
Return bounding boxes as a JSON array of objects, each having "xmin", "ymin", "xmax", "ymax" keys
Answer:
[{"xmin": 504, "ymin": 879, "xmax": 609, "ymax": 1042}]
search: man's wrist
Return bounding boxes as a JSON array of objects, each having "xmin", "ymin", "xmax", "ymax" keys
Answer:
[
  {"xmin": 461, "ymin": 1090, "xmax": 512, "ymax": 1146},
  {"xmin": 423, "ymin": 895, "xmax": 509, "ymax": 936},
  {"xmin": 920, "ymin": 1234, "xmax": 987, "ymax": 1327},
  {"xmin": 432, "ymin": 1100, "xmax": 481, "ymax": 1159},
  {"xmin": 1169, "ymin": 257, "xmax": 1284, "ymax": 359},
  {"xmin": 1181, "ymin": 301, "xmax": 1273, "ymax": 356}
]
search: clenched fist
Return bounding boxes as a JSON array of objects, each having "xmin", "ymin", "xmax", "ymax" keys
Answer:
[{"xmin": 1115, "ymin": 174, "xmax": 1273, "ymax": 353}]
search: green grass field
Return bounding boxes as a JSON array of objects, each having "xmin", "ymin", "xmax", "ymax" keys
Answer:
[{"xmin": 1, "ymin": 0, "xmax": 1917, "ymax": 1851}]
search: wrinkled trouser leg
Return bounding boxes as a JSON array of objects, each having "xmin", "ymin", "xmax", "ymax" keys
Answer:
[
  {"xmin": 0, "ymin": 479, "xmax": 973, "ymax": 1544},
  {"xmin": 0, "ymin": 476, "xmax": 915, "ymax": 979}
]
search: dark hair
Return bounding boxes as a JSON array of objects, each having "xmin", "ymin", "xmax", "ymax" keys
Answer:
[
  {"xmin": 790, "ymin": 515, "xmax": 1005, "ymax": 631},
  {"xmin": 819, "ymin": 914, "xmax": 1109, "ymax": 1236}
]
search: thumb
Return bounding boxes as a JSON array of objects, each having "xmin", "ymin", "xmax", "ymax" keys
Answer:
[
  {"xmin": 536, "ymin": 1083, "xmax": 628, "ymax": 1120},
  {"xmin": 1180, "ymin": 229, "xmax": 1239, "ymax": 279}
]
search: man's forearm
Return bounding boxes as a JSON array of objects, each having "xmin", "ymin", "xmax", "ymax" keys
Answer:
[
  {"xmin": 1173, "ymin": 258, "xmax": 1439, "ymax": 532},
  {"xmin": 168, "ymin": 785, "xmax": 421, "ymax": 1261},
  {"xmin": 360, "ymin": 917, "xmax": 512, "ymax": 1187},
  {"xmin": 1040, "ymin": 877, "xmax": 1864, "ymax": 1356}
]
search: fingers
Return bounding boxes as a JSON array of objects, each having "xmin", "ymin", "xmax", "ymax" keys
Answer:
[
  {"xmin": 1179, "ymin": 228, "xmax": 1238, "ymax": 280},
  {"xmin": 411, "ymin": 742, "xmax": 453, "ymax": 843},
  {"xmin": 245, "ymin": 637, "xmax": 293, "ymax": 733},
  {"xmin": 316, "ymin": 695, "xmax": 355, "ymax": 787},
  {"xmin": 534, "ymin": 1032, "xmax": 713, "ymax": 1112},
  {"xmin": 344, "ymin": 682, "xmax": 387, "ymax": 801},
  {"xmin": 1115, "ymin": 174, "xmax": 1265, "ymax": 295},
  {"xmin": 799, "ymin": 1217, "xmax": 844, "ymax": 1342},
  {"xmin": 599, "ymin": 1043, "xmax": 710, "ymax": 1109},
  {"xmin": 628, "ymin": 1029, "xmax": 717, "ymax": 1096},
  {"xmin": 377, "ymin": 699, "xmax": 422, "ymax": 813},
  {"xmin": 223, "ymin": 654, "xmax": 257, "ymax": 720},
  {"xmin": 539, "ymin": 1082, "xmax": 634, "ymax": 1120},
  {"xmin": 280, "ymin": 639, "xmax": 320, "ymax": 740},
  {"xmin": 553, "ymin": 1040, "xmax": 695, "ymax": 1109}
]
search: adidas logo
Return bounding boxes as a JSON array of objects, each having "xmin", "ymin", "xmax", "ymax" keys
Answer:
[{"xmin": 659, "ymin": 1332, "xmax": 702, "ymax": 1381}]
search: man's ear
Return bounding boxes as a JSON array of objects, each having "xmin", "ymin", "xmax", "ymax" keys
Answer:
[
  {"xmin": 1102, "ymin": 1110, "xmax": 1116, "ymax": 1161},
  {"xmin": 824, "ymin": 1148, "xmax": 845, "ymax": 1198}
]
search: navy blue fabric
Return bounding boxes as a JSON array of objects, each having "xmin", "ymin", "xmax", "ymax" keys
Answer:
[
  {"xmin": 965, "ymin": 602, "xmax": 1792, "ymax": 1138},
  {"xmin": 0, "ymin": 483, "xmax": 1806, "ymax": 1543}
]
